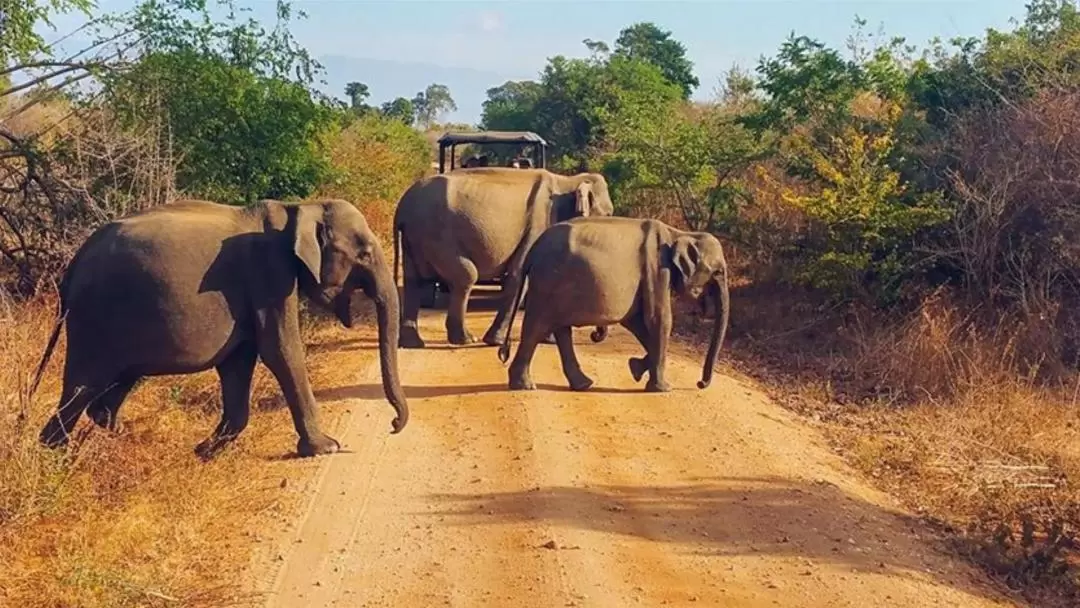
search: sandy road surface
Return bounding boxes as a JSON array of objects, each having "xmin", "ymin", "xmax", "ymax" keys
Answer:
[{"xmin": 243, "ymin": 291, "xmax": 1017, "ymax": 608}]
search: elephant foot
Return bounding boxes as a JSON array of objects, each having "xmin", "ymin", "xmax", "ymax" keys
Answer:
[
  {"xmin": 38, "ymin": 417, "xmax": 71, "ymax": 449},
  {"xmin": 87, "ymin": 404, "xmax": 123, "ymax": 433},
  {"xmin": 297, "ymin": 433, "xmax": 341, "ymax": 458},
  {"xmin": 399, "ymin": 327, "xmax": 426, "ymax": 349},
  {"xmin": 568, "ymin": 373, "xmax": 594, "ymax": 392},
  {"xmin": 645, "ymin": 378, "xmax": 672, "ymax": 393},
  {"xmin": 194, "ymin": 434, "xmax": 238, "ymax": 461},
  {"xmin": 590, "ymin": 326, "xmax": 608, "ymax": 343},
  {"xmin": 509, "ymin": 374, "xmax": 535, "ymax": 391},
  {"xmin": 448, "ymin": 330, "xmax": 477, "ymax": 346},
  {"xmin": 629, "ymin": 357, "xmax": 648, "ymax": 383},
  {"xmin": 481, "ymin": 327, "xmax": 506, "ymax": 347}
]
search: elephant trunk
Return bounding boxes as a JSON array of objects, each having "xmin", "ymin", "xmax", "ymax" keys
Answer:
[
  {"xmin": 697, "ymin": 271, "xmax": 730, "ymax": 390},
  {"xmin": 370, "ymin": 253, "xmax": 409, "ymax": 433}
]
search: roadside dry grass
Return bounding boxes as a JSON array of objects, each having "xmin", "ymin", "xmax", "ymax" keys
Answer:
[
  {"xmin": 680, "ymin": 279, "xmax": 1080, "ymax": 607},
  {"xmin": 0, "ymin": 294, "xmax": 374, "ymax": 607}
]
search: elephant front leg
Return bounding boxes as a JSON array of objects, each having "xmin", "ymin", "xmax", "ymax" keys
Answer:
[
  {"xmin": 554, "ymin": 326, "xmax": 593, "ymax": 391},
  {"xmin": 622, "ymin": 314, "xmax": 671, "ymax": 392},
  {"xmin": 258, "ymin": 306, "xmax": 340, "ymax": 457},
  {"xmin": 647, "ymin": 301, "xmax": 674, "ymax": 393},
  {"xmin": 195, "ymin": 343, "xmax": 258, "ymax": 461}
]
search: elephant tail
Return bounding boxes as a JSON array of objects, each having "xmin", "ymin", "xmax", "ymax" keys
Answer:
[
  {"xmin": 28, "ymin": 299, "xmax": 67, "ymax": 400},
  {"xmin": 497, "ymin": 269, "xmax": 530, "ymax": 365},
  {"xmin": 392, "ymin": 223, "xmax": 400, "ymax": 287}
]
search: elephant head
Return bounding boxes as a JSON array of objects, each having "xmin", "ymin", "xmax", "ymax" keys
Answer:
[
  {"xmin": 563, "ymin": 173, "xmax": 615, "ymax": 221},
  {"xmin": 667, "ymin": 232, "xmax": 730, "ymax": 390},
  {"xmin": 291, "ymin": 200, "xmax": 409, "ymax": 433}
]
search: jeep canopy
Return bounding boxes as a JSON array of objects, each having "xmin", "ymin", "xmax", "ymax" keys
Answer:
[{"xmin": 437, "ymin": 130, "xmax": 548, "ymax": 173}]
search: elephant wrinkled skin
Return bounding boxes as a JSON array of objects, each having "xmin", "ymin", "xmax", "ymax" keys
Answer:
[
  {"xmin": 392, "ymin": 167, "xmax": 615, "ymax": 349},
  {"xmin": 29, "ymin": 198, "xmax": 409, "ymax": 459},
  {"xmin": 498, "ymin": 216, "xmax": 730, "ymax": 393}
]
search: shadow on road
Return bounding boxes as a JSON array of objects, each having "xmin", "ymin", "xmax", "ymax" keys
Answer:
[
  {"xmin": 421, "ymin": 476, "xmax": 1009, "ymax": 604},
  {"xmin": 312, "ymin": 381, "xmax": 646, "ymax": 401}
]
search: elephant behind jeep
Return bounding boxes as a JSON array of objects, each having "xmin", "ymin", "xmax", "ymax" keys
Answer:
[
  {"xmin": 392, "ymin": 167, "xmax": 615, "ymax": 349},
  {"xmin": 29, "ymin": 198, "xmax": 408, "ymax": 460}
]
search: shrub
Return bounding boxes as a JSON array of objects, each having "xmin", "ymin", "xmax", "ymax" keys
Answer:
[{"xmin": 316, "ymin": 114, "xmax": 431, "ymax": 241}]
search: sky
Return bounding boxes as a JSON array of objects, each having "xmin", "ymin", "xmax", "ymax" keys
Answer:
[{"xmin": 37, "ymin": 0, "xmax": 1033, "ymax": 123}]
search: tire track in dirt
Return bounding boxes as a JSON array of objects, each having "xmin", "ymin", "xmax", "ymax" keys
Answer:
[{"xmin": 245, "ymin": 290, "xmax": 1020, "ymax": 608}]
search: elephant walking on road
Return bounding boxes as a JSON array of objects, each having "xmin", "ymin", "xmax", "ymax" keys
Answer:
[
  {"xmin": 497, "ymin": 216, "xmax": 730, "ymax": 393},
  {"xmin": 392, "ymin": 167, "xmax": 615, "ymax": 349},
  {"xmin": 29, "ymin": 199, "xmax": 408, "ymax": 459}
]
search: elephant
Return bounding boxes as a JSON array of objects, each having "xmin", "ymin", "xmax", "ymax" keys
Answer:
[
  {"xmin": 392, "ymin": 167, "xmax": 616, "ymax": 349},
  {"xmin": 497, "ymin": 216, "xmax": 730, "ymax": 393},
  {"xmin": 28, "ymin": 198, "xmax": 408, "ymax": 460}
]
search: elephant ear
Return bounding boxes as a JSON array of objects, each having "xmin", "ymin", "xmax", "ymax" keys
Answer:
[
  {"xmin": 669, "ymin": 236, "xmax": 700, "ymax": 288},
  {"xmin": 293, "ymin": 205, "xmax": 326, "ymax": 284},
  {"xmin": 575, "ymin": 181, "xmax": 593, "ymax": 217}
]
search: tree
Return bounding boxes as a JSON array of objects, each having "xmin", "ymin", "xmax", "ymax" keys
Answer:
[
  {"xmin": 345, "ymin": 81, "xmax": 370, "ymax": 110},
  {"xmin": 102, "ymin": 0, "xmax": 338, "ymax": 203},
  {"xmin": 412, "ymin": 83, "xmax": 457, "ymax": 128},
  {"xmin": 480, "ymin": 80, "xmax": 542, "ymax": 132},
  {"xmin": 381, "ymin": 96, "xmax": 415, "ymax": 125},
  {"xmin": 613, "ymin": 22, "xmax": 699, "ymax": 99},
  {"xmin": 0, "ymin": 0, "xmax": 93, "ymax": 65},
  {"xmin": 111, "ymin": 49, "xmax": 335, "ymax": 203},
  {"xmin": 533, "ymin": 52, "xmax": 683, "ymax": 170}
]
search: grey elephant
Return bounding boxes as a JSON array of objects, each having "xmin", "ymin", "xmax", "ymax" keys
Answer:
[
  {"xmin": 497, "ymin": 216, "xmax": 730, "ymax": 393},
  {"xmin": 392, "ymin": 167, "xmax": 615, "ymax": 349},
  {"xmin": 29, "ymin": 198, "xmax": 408, "ymax": 459}
]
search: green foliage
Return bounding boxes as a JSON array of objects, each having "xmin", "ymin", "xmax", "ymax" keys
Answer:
[
  {"xmin": 100, "ymin": 0, "xmax": 336, "ymax": 204},
  {"xmin": 481, "ymin": 80, "xmax": 542, "ymax": 132},
  {"xmin": 604, "ymin": 103, "xmax": 768, "ymax": 229},
  {"xmin": 318, "ymin": 113, "xmax": 430, "ymax": 239},
  {"xmin": 0, "ymin": 0, "xmax": 93, "ymax": 65},
  {"xmin": 770, "ymin": 106, "xmax": 950, "ymax": 301},
  {"xmin": 111, "ymin": 49, "xmax": 335, "ymax": 203},
  {"xmin": 381, "ymin": 96, "xmax": 415, "ymax": 125},
  {"xmin": 345, "ymin": 81, "xmax": 371, "ymax": 112},
  {"xmin": 613, "ymin": 22, "xmax": 700, "ymax": 99},
  {"xmin": 412, "ymin": 83, "xmax": 457, "ymax": 129}
]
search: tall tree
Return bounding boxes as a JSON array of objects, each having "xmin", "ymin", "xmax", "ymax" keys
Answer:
[
  {"xmin": 412, "ymin": 83, "xmax": 457, "ymax": 128},
  {"xmin": 381, "ymin": 96, "xmax": 415, "ymax": 125},
  {"xmin": 480, "ymin": 80, "xmax": 542, "ymax": 132},
  {"xmin": 613, "ymin": 22, "xmax": 700, "ymax": 99},
  {"xmin": 345, "ymin": 81, "xmax": 370, "ymax": 109}
]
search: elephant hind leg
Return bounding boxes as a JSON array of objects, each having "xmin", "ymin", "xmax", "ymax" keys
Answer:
[
  {"xmin": 554, "ymin": 326, "xmax": 593, "ymax": 391},
  {"xmin": 85, "ymin": 375, "xmax": 141, "ymax": 433},
  {"xmin": 196, "ymin": 342, "xmax": 258, "ymax": 461},
  {"xmin": 399, "ymin": 242, "xmax": 428, "ymax": 349},
  {"xmin": 39, "ymin": 382, "xmax": 110, "ymax": 448},
  {"xmin": 437, "ymin": 256, "xmax": 479, "ymax": 345}
]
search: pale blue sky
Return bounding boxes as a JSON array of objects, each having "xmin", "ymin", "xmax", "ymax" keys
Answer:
[{"xmin": 40, "ymin": 0, "xmax": 1032, "ymax": 122}]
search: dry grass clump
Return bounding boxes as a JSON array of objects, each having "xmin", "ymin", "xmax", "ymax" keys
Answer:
[{"xmin": 0, "ymin": 295, "xmax": 370, "ymax": 607}]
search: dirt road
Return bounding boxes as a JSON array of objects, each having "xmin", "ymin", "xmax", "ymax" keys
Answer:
[{"xmin": 243, "ymin": 291, "xmax": 1017, "ymax": 607}]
